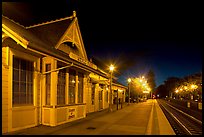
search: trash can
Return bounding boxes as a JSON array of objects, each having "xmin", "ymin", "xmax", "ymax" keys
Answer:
[
  {"xmin": 187, "ymin": 102, "xmax": 190, "ymax": 108},
  {"xmin": 198, "ymin": 102, "xmax": 202, "ymax": 110}
]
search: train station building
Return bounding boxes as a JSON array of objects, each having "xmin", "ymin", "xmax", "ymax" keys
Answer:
[{"xmin": 2, "ymin": 11, "xmax": 127, "ymax": 133}]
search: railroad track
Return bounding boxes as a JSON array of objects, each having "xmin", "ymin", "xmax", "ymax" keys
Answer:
[{"xmin": 157, "ymin": 99, "xmax": 202, "ymax": 135}]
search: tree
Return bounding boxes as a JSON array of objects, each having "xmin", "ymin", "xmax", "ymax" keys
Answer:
[
  {"xmin": 146, "ymin": 69, "xmax": 156, "ymax": 98},
  {"xmin": 163, "ymin": 77, "xmax": 180, "ymax": 98},
  {"xmin": 155, "ymin": 84, "xmax": 168, "ymax": 98}
]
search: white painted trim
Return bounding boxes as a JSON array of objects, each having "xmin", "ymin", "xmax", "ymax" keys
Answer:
[
  {"xmin": 55, "ymin": 18, "xmax": 76, "ymax": 49},
  {"xmin": 26, "ymin": 16, "xmax": 73, "ymax": 29},
  {"xmin": 2, "ymin": 24, "xmax": 29, "ymax": 49}
]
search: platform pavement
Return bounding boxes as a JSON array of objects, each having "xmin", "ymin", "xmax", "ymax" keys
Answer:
[{"xmin": 4, "ymin": 99, "xmax": 175, "ymax": 135}]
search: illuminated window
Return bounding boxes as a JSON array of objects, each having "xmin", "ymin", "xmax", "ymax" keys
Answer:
[
  {"xmin": 57, "ymin": 65, "xmax": 66, "ymax": 105},
  {"xmin": 45, "ymin": 64, "xmax": 51, "ymax": 105},
  {"xmin": 12, "ymin": 56, "xmax": 33, "ymax": 106},
  {"xmin": 78, "ymin": 72, "xmax": 84, "ymax": 103},
  {"xmin": 69, "ymin": 69, "xmax": 76, "ymax": 104}
]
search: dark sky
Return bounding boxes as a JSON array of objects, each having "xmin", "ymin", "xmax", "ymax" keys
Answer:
[{"xmin": 2, "ymin": 1, "xmax": 202, "ymax": 87}]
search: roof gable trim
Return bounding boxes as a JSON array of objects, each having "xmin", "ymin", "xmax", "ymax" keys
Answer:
[
  {"xmin": 2, "ymin": 24, "xmax": 29, "ymax": 49},
  {"xmin": 26, "ymin": 16, "xmax": 74, "ymax": 29},
  {"xmin": 55, "ymin": 17, "xmax": 88, "ymax": 60}
]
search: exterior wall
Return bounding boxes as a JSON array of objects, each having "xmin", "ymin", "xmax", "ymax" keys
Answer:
[
  {"xmin": 2, "ymin": 47, "xmax": 9, "ymax": 133},
  {"xmin": 2, "ymin": 43, "xmax": 41, "ymax": 133},
  {"xmin": 42, "ymin": 57, "xmax": 57, "ymax": 126},
  {"xmin": 85, "ymin": 82, "xmax": 92, "ymax": 113},
  {"xmin": 41, "ymin": 57, "xmax": 87, "ymax": 126},
  {"xmin": 86, "ymin": 73, "xmax": 111, "ymax": 114},
  {"xmin": 112, "ymin": 85, "xmax": 127, "ymax": 104},
  {"xmin": 103, "ymin": 85, "xmax": 110, "ymax": 109},
  {"xmin": 83, "ymin": 75, "xmax": 88, "ymax": 113},
  {"xmin": 10, "ymin": 48, "xmax": 40, "ymax": 132},
  {"xmin": 42, "ymin": 104, "xmax": 86, "ymax": 126},
  {"xmin": 56, "ymin": 105, "xmax": 86, "ymax": 125}
]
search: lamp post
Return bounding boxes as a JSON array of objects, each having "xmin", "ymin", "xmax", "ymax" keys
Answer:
[
  {"xmin": 109, "ymin": 64, "xmax": 114, "ymax": 112},
  {"xmin": 128, "ymin": 78, "xmax": 131, "ymax": 105}
]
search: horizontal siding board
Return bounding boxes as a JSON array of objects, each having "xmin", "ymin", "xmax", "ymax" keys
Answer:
[
  {"xmin": 2, "ymin": 82, "xmax": 8, "ymax": 87},
  {"xmin": 2, "ymin": 88, "xmax": 9, "ymax": 93},
  {"xmin": 2, "ymin": 114, "xmax": 8, "ymax": 118},
  {"xmin": 2, "ymin": 75, "xmax": 8, "ymax": 78}
]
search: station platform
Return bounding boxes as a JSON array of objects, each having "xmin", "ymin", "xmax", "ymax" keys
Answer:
[
  {"xmin": 145, "ymin": 99, "xmax": 175, "ymax": 135},
  {"xmin": 5, "ymin": 99, "xmax": 175, "ymax": 135}
]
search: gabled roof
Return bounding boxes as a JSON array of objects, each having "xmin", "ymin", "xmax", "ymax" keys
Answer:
[
  {"xmin": 2, "ymin": 15, "xmax": 49, "ymax": 51},
  {"xmin": 26, "ymin": 17, "xmax": 73, "ymax": 48},
  {"xmin": 2, "ymin": 15, "xmax": 109, "ymax": 78}
]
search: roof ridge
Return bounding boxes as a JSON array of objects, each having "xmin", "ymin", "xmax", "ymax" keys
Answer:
[
  {"xmin": 2, "ymin": 15, "xmax": 26, "ymax": 28},
  {"xmin": 26, "ymin": 16, "xmax": 74, "ymax": 29}
]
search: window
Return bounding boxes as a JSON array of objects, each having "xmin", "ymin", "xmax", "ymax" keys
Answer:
[
  {"xmin": 13, "ymin": 56, "xmax": 34, "ymax": 106},
  {"xmin": 45, "ymin": 64, "xmax": 51, "ymax": 105},
  {"xmin": 57, "ymin": 66, "xmax": 66, "ymax": 105},
  {"xmin": 69, "ymin": 69, "xmax": 76, "ymax": 104},
  {"xmin": 78, "ymin": 72, "xmax": 84, "ymax": 103},
  {"xmin": 91, "ymin": 83, "xmax": 95, "ymax": 105}
]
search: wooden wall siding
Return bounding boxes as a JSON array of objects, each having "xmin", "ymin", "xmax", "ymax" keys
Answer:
[
  {"xmin": 2, "ymin": 47, "xmax": 9, "ymax": 133},
  {"xmin": 57, "ymin": 108, "xmax": 67, "ymax": 124},
  {"xmin": 77, "ymin": 105, "xmax": 85, "ymax": 118},
  {"xmin": 43, "ymin": 109, "xmax": 50, "ymax": 125},
  {"xmin": 83, "ymin": 77, "xmax": 87, "ymax": 106},
  {"xmin": 86, "ymin": 82, "xmax": 91, "ymax": 113},
  {"xmin": 36, "ymin": 73, "xmax": 41, "ymax": 124},
  {"xmin": 12, "ymin": 108, "xmax": 35, "ymax": 128},
  {"xmin": 94, "ymin": 84, "xmax": 99, "ymax": 111}
]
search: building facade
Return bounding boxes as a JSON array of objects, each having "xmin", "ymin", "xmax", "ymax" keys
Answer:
[{"xmin": 2, "ymin": 11, "xmax": 127, "ymax": 133}]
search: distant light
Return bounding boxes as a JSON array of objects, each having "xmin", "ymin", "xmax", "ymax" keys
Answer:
[
  {"xmin": 175, "ymin": 90, "xmax": 179, "ymax": 93},
  {"xmin": 157, "ymin": 94, "xmax": 159, "ymax": 97},
  {"xmin": 109, "ymin": 64, "xmax": 114, "ymax": 71},
  {"xmin": 128, "ymin": 78, "xmax": 131, "ymax": 83},
  {"xmin": 139, "ymin": 79, "xmax": 143, "ymax": 82},
  {"xmin": 143, "ymin": 91, "xmax": 149, "ymax": 93},
  {"xmin": 71, "ymin": 79, "xmax": 75, "ymax": 83},
  {"xmin": 191, "ymin": 84, "xmax": 197, "ymax": 89}
]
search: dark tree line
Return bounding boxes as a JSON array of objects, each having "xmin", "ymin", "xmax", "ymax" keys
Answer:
[{"xmin": 155, "ymin": 72, "xmax": 202, "ymax": 100}]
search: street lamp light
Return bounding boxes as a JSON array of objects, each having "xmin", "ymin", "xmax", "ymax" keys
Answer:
[
  {"xmin": 109, "ymin": 64, "xmax": 114, "ymax": 112},
  {"xmin": 128, "ymin": 78, "xmax": 131, "ymax": 105}
]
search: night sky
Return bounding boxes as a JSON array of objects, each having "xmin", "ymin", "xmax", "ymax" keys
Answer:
[{"xmin": 2, "ymin": 1, "xmax": 202, "ymax": 87}]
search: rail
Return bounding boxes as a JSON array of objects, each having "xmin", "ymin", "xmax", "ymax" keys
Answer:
[{"xmin": 157, "ymin": 99, "xmax": 202, "ymax": 135}]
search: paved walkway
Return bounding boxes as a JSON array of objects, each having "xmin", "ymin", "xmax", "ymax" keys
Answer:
[{"xmin": 5, "ymin": 99, "xmax": 175, "ymax": 135}]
